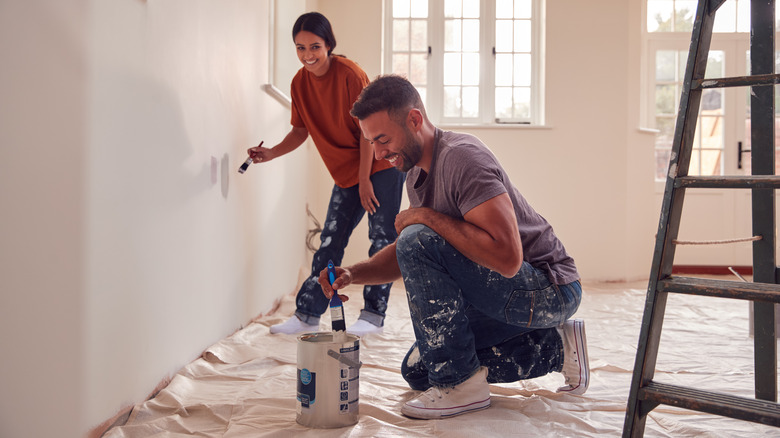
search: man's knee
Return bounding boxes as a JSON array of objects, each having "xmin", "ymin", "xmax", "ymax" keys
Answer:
[{"xmin": 396, "ymin": 224, "xmax": 440, "ymax": 255}]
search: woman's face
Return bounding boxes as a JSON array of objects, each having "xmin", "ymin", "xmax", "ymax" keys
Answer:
[{"xmin": 294, "ymin": 30, "xmax": 331, "ymax": 77}]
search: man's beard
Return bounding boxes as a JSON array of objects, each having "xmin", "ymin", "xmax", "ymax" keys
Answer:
[{"xmin": 398, "ymin": 128, "xmax": 423, "ymax": 172}]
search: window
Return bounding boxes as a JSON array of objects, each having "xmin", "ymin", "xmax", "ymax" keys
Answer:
[
  {"xmin": 385, "ymin": 0, "xmax": 544, "ymax": 125},
  {"xmin": 652, "ymin": 49, "xmax": 725, "ymax": 180},
  {"xmin": 645, "ymin": 0, "xmax": 780, "ymax": 181}
]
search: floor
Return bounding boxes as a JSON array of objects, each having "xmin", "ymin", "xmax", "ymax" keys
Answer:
[{"xmin": 103, "ymin": 277, "xmax": 779, "ymax": 437}]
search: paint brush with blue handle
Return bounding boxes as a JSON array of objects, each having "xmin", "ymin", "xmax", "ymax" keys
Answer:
[{"xmin": 327, "ymin": 260, "xmax": 346, "ymax": 333}]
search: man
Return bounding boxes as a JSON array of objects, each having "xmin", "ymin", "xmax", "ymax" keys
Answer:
[{"xmin": 319, "ymin": 75, "xmax": 588, "ymax": 420}]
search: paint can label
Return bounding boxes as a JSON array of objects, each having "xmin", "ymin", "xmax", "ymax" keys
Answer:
[
  {"xmin": 297, "ymin": 368, "xmax": 316, "ymax": 408},
  {"xmin": 337, "ymin": 345, "xmax": 359, "ymax": 414}
]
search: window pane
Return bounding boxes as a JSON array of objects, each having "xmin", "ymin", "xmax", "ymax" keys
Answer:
[
  {"xmin": 705, "ymin": 51, "xmax": 724, "ymax": 79},
  {"xmin": 393, "ymin": 54, "xmax": 409, "ymax": 76},
  {"xmin": 463, "ymin": 19, "xmax": 480, "ymax": 52},
  {"xmin": 656, "ymin": 50, "xmax": 676, "ymax": 82},
  {"xmin": 514, "ymin": 54, "xmax": 531, "ymax": 86},
  {"xmin": 656, "ymin": 84, "xmax": 677, "ymax": 114},
  {"xmin": 655, "ymin": 116, "xmax": 676, "ymax": 148},
  {"xmin": 699, "ymin": 116, "xmax": 723, "ymax": 149},
  {"xmin": 515, "ymin": 0, "xmax": 532, "ymax": 18},
  {"xmin": 495, "ymin": 54, "xmax": 512, "ymax": 86},
  {"xmin": 463, "ymin": 87, "xmax": 479, "ymax": 117},
  {"xmin": 444, "ymin": 20, "xmax": 462, "ymax": 51},
  {"xmin": 712, "ymin": 0, "xmax": 736, "ymax": 32},
  {"xmin": 737, "ymin": 0, "xmax": 750, "ymax": 32},
  {"xmin": 496, "ymin": 0, "xmax": 513, "ymax": 19},
  {"xmin": 463, "ymin": 0, "xmax": 480, "ymax": 18},
  {"xmin": 410, "ymin": 53, "xmax": 427, "ymax": 83},
  {"xmin": 688, "ymin": 147, "xmax": 701, "ymax": 175},
  {"xmin": 411, "ymin": 20, "xmax": 428, "ymax": 51},
  {"xmin": 444, "ymin": 53, "xmax": 461, "ymax": 85},
  {"xmin": 463, "ymin": 53, "xmax": 480, "ymax": 85},
  {"xmin": 656, "ymin": 148, "xmax": 672, "ymax": 180},
  {"xmin": 514, "ymin": 20, "xmax": 531, "ymax": 52},
  {"xmin": 445, "ymin": 0, "xmax": 462, "ymax": 18},
  {"xmin": 647, "ymin": 0, "xmax": 673, "ymax": 32},
  {"xmin": 675, "ymin": 1, "xmax": 696, "ymax": 32},
  {"xmin": 394, "ymin": 0, "xmax": 410, "ymax": 18},
  {"xmin": 411, "ymin": 0, "xmax": 428, "ymax": 18},
  {"xmin": 495, "ymin": 20, "xmax": 513, "ymax": 52},
  {"xmin": 701, "ymin": 89, "xmax": 723, "ymax": 113},
  {"xmin": 393, "ymin": 20, "xmax": 410, "ymax": 51},
  {"xmin": 444, "ymin": 86, "xmax": 461, "ymax": 117},
  {"xmin": 513, "ymin": 87, "xmax": 531, "ymax": 119},
  {"xmin": 700, "ymin": 149, "xmax": 723, "ymax": 176},
  {"xmin": 495, "ymin": 87, "xmax": 513, "ymax": 119},
  {"xmin": 417, "ymin": 87, "xmax": 427, "ymax": 107},
  {"xmin": 678, "ymin": 51, "xmax": 687, "ymax": 78}
]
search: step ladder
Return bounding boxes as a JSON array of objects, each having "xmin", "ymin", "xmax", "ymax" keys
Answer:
[{"xmin": 623, "ymin": 0, "xmax": 780, "ymax": 435}]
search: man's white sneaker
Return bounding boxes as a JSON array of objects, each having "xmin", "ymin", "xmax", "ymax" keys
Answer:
[
  {"xmin": 269, "ymin": 315, "xmax": 319, "ymax": 335},
  {"xmin": 401, "ymin": 367, "xmax": 491, "ymax": 419},
  {"xmin": 346, "ymin": 319, "xmax": 383, "ymax": 337},
  {"xmin": 556, "ymin": 318, "xmax": 589, "ymax": 395}
]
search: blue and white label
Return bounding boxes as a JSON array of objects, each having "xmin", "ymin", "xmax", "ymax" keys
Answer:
[{"xmin": 300, "ymin": 368, "xmax": 312, "ymax": 385}]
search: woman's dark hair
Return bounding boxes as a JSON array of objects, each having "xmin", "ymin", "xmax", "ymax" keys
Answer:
[{"xmin": 292, "ymin": 12, "xmax": 336, "ymax": 56}]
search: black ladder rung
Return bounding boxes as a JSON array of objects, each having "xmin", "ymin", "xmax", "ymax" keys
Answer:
[
  {"xmin": 639, "ymin": 381, "xmax": 780, "ymax": 427},
  {"xmin": 659, "ymin": 276, "xmax": 780, "ymax": 303},
  {"xmin": 674, "ymin": 175, "xmax": 780, "ymax": 189},
  {"xmin": 693, "ymin": 73, "xmax": 780, "ymax": 90}
]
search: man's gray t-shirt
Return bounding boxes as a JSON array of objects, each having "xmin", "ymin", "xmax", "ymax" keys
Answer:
[{"xmin": 406, "ymin": 129, "xmax": 579, "ymax": 285}]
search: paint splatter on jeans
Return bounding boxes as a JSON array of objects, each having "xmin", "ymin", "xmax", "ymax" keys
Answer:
[
  {"xmin": 295, "ymin": 168, "xmax": 405, "ymax": 326},
  {"xmin": 396, "ymin": 224, "xmax": 581, "ymax": 388}
]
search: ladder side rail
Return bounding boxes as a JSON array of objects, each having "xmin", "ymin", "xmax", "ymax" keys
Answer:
[
  {"xmin": 623, "ymin": 1, "xmax": 717, "ymax": 435},
  {"xmin": 750, "ymin": 0, "xmax": 778, "ymax": 403}
]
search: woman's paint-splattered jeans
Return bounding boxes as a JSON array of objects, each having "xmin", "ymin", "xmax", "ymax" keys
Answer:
[
  {"xmin": 294, "ymin": 167, "xmax": 405, "ymax": 327},
  {"xmin": 396, "ymin": 224, "xmax": 582, "ymax": 389}
]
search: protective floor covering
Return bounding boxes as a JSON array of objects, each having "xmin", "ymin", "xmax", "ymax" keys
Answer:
[{"xmin": 104, "ymin": 278, "xmax": 779, "ymax": 437}]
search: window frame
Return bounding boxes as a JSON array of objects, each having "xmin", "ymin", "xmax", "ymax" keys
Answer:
[{"xmin": 382, "ymin": 0, "xmax": 546, "ymax": 126}]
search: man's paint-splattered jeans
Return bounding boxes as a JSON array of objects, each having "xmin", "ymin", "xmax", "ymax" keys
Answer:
[
  {"xmin": 396, "ymin": 224, "xmax": 582, "ymax": 389},
  {"xmin": 294, "ymin": 167, "xmax": 405, "ymax": 326}
]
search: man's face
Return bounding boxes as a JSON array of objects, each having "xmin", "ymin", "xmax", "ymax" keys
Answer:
[{"xmin": 359, "ymin": 110, "xmax": 423, "ymax": 172}]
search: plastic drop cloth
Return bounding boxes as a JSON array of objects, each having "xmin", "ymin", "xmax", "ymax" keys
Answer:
[{"xmin": 104, "ymin": 278, "xmax": 779, "ymax": 437}]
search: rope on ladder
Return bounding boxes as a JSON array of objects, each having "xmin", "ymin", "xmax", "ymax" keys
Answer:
[{"xmin": 672, "ymin": 235, "xmax": 763, "ymax": 245}]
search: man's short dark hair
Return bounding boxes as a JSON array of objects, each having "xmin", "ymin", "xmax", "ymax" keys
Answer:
[{"xmin": 350, "ymin": 75, "xmax": 427, "ymax": 124}]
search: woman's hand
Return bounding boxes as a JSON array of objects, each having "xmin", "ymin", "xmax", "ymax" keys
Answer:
[
  {"xmin": 246, "ymin": 141, "xmax": 276, "ymax": 163},
  {"xmin": 359, "ymin": 179, "xmax": 380, "ymax": 214}
]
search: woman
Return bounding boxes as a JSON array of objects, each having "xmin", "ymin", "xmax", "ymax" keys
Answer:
[{"xmin": 247, "ymin": 12, "xmax": 404, "ymax": 336}]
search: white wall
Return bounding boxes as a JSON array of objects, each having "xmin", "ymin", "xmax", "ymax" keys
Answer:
[
  {"xmin": 1, "ymin": 0, "xmax": 309, "ymax": 436},
  {"xmin": 313, "ymin": 0, "xmax": 657, "ymax": 281},
  {"xmin": 0, "ymin": 2, "xmax": 88, "ymax": 437}
]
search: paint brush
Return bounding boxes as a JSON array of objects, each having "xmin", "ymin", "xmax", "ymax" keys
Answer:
[
  {"xmin": 237, "ymin": 157, "xmax": 253, "ymax": 174},
  {"xmin": 239, "ymin": 141, "xmax": 264, "ymax": 174},
  {"xmin": 327, "ymin": 260, "xmax": 346, "ymax": 333}
]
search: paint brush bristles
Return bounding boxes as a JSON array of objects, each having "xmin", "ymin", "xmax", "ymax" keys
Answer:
[{"xmin": 238, "ymin": 157, "xmax": 253, "ymax": 174}]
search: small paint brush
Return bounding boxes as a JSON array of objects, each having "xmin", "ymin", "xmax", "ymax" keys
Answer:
[
  {"xmin": 237, "ymin": 157, "xmax": 253, "ymax": 174},
  {"xmin": 327, "ymin": 260, "xmax": 346, "ymax": 333},
  {"xmin": 239, "ymin": 141, "xmax": 264, "ymax": 174}
]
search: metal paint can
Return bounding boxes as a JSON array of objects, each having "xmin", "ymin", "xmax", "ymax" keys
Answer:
[{"xmin": 296, "ymin": 332, "xmax": 360, "ymax": 428}]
